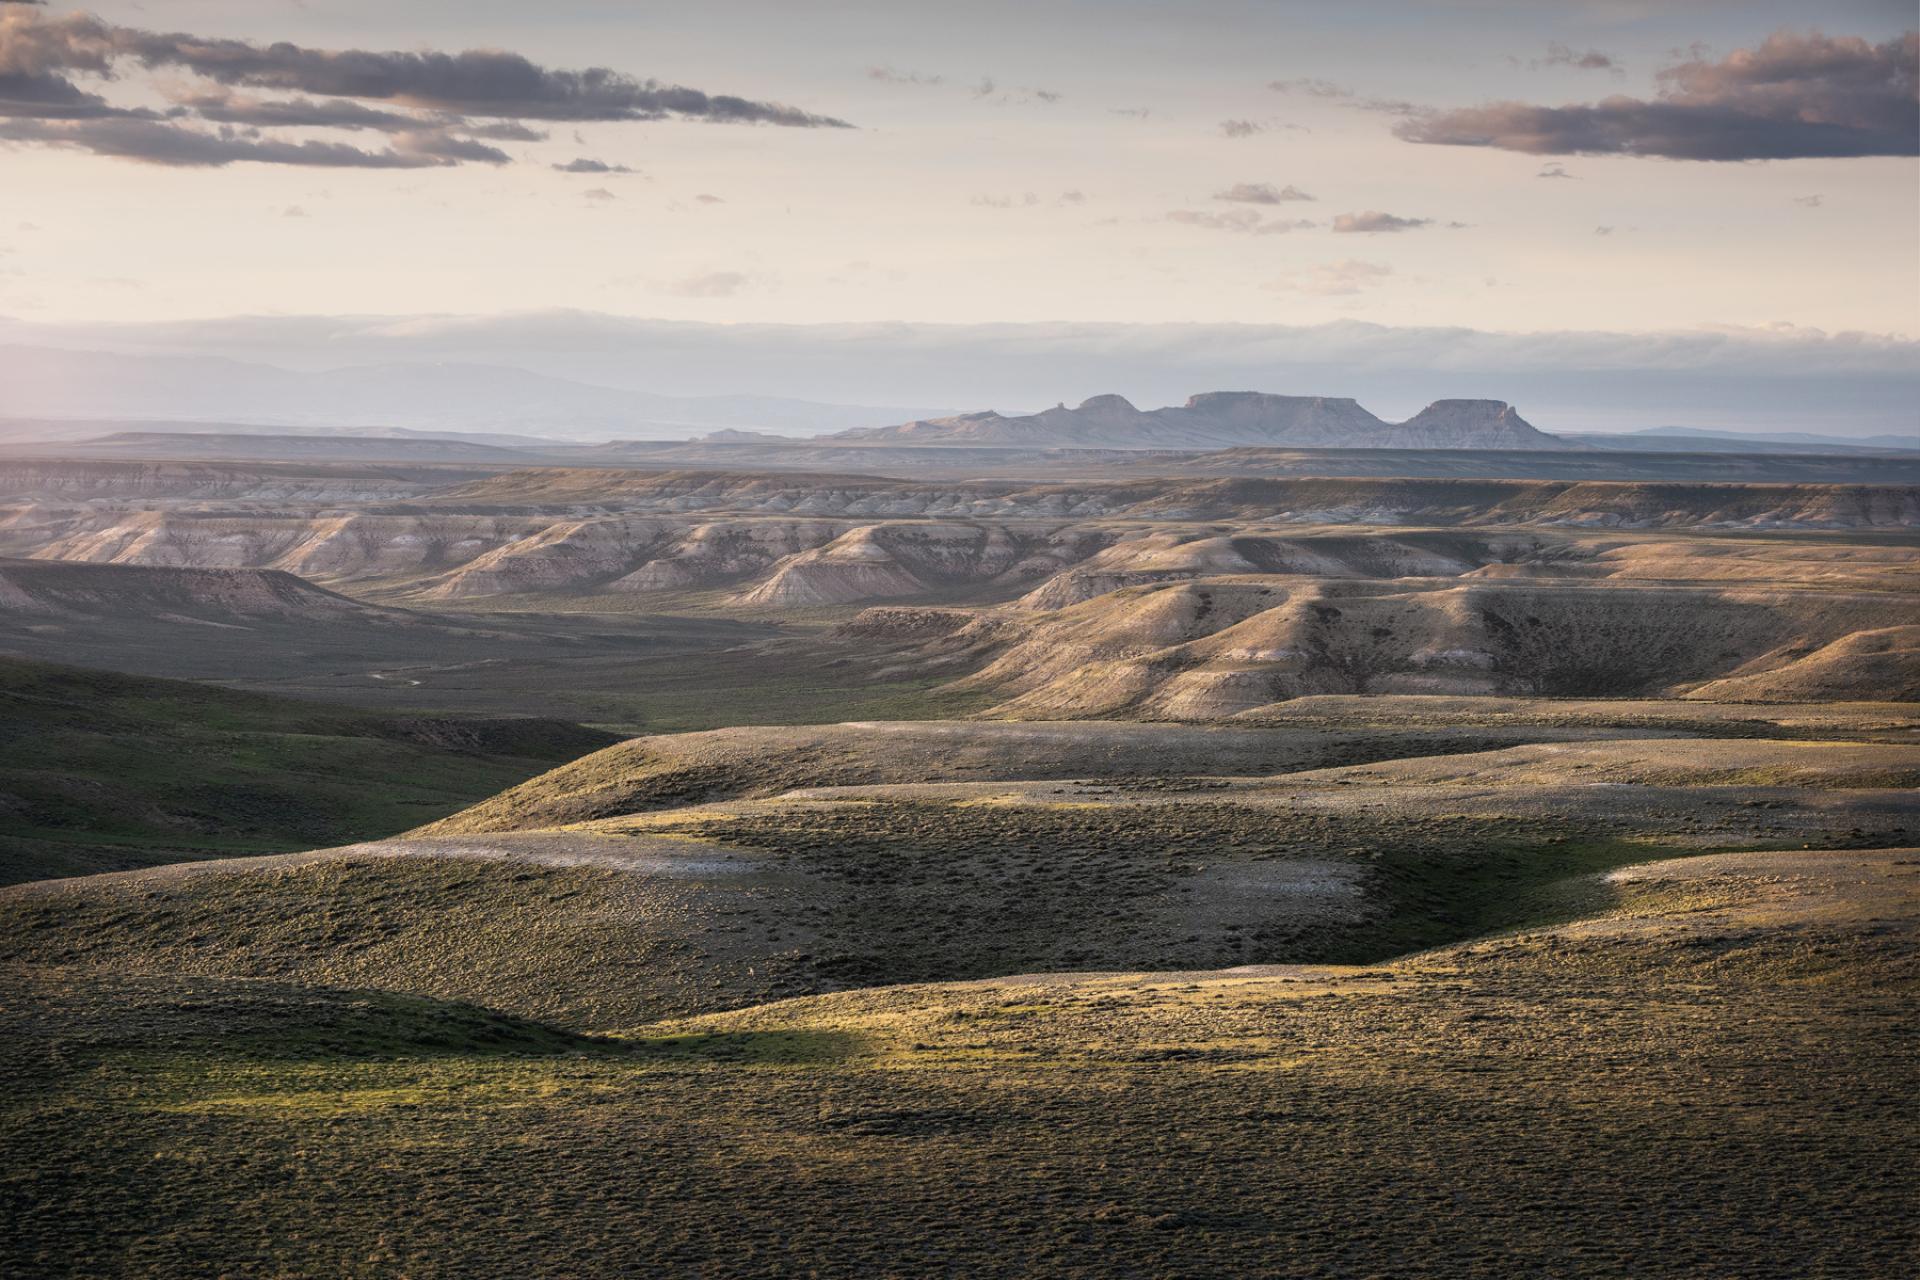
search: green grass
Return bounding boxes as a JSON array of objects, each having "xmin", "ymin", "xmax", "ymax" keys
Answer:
[
  {"xmin": 0, "ymin": 658, "xmax": 617, "ymax": 883},
  {"xmin": 586, "ymin": 664, "xmax": 999, "ymax": 733},
  {"xmin": 4, "ymin": 872, "xmax": 1914, "ymax": 1280}
]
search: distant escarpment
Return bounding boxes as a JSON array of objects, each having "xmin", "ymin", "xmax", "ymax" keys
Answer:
[{"xmin": 831, "ymin": 393, "xmax": 1583, "ymax": 451}]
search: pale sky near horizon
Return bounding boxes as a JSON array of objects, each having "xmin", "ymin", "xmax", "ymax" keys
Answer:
[{"xmin": 3, "ymin": 0, "xmax": 1916, "ymax": 348}]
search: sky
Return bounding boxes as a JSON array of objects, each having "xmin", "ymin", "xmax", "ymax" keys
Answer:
[{"xmin": 1, "ymin": 1, "xmax": 1916, "ymax": 432}]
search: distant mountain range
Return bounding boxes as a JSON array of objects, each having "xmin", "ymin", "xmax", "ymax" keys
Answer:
[
  {"xmin": 827, "ymin": 393, "xmax": 1580, "ymax": 451},
  {"xmin": 1572, "ymin": 426, "xmax": 1918, "ymax": 455},
  {"xmin": 0, "ymin": 345, "xmax": 944, "ymax": 441},
  {"xmin": 3, "ymin": 342, "xmax": 1907, "ymax": 457}
]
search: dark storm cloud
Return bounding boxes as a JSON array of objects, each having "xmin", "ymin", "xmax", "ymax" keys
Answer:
[
  {"xmin": 0, "ymin": 116, "xmax": 504, "ymax": 167},
  {"xmin": 1401, "ymin": 30, "xmax": 1918, "ymax": 160},
  {"xmin": 1332, "ymin": 210, "xmax": 1434, "ymax": 232}
]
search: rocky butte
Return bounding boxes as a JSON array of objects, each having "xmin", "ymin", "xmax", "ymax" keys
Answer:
[{"xmin": 829, "ymin": 393, "xmax": 1583, "ymax": 450}]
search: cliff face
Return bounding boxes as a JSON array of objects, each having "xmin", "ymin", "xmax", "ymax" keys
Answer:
[
  {"xmin": 1385, "ymin": 401, "xmax": 1567, "ymax": 450},
  {"xmin": 831, "ymin": 393, "xmax": 1584, "ymax": 450}
]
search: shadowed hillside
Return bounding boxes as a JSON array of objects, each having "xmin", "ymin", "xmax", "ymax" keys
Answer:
[{"xmin": 0, "ymin": 658, "xmax": 617, "ymax": 882}]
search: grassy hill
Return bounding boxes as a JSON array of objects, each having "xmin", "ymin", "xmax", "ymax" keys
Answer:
[
  {"xmin": 0, "ymin": 658, "xmax": 619, "ymax": 883},
  {"xmin": 2, "ymin": 844, "xmax": 1912, "ymax": 1278}
]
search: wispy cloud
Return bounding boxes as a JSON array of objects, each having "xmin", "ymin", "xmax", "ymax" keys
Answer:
[
  {"xmin": 1268, "ymin": 77, "xmax": 1423, "ymax": 117},
  {"xmin": 1267, "ymin": 258, "xmax": 1394, "ymax": 295},
  {"xmin": 867, "ymin": 66, "xmax": 944, "ymax": 86},
  {"xmin": 1213, "ymin": 182, "xmax": 1315, "ymax": 204},
  {"xmin": 1167, "ymin": 208, "xmax": 1314, "ymax": 234},
  {"xmin": 660, "ymin": 270, "xmax": 750, "ymax": 298},
  {"xmin": 973, "ymin": 192, "xmax": 1040, "ymax": 209},
  {"xmin": 1521, "ymin": 42, "xmax": 1622, "ymax": 75}
]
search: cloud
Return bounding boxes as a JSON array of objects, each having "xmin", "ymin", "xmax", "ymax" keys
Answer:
[
  {"xmin": 1214, "ymin": 181, "xmax": 1314, "ymax": 204},
  {"xmin": 867, "ymin": 66, "xmax": 943, "ymax": 86},
  {"xmin": 553, "ymin": 157, "xmax": 633, "ymax": 173},
  {"xmin": 970, "ymin": 77, "xmax": 1061, "ymax": 106},
  {"xmin": 125, "ymin": 28, "xmax": 848, "ymax": 126},
  {"xmin": 1267, "ymin": 259, "xmax": 1395, "ymax": 296},
  {"xmin": 1794, "ymin": 193, "xmax": 1824, "ymax": 206},
  {"xmin": 282, "ymin": 204, "xmax": 306, "ymax": 217},
  {"xmin": 1532, "ymin": 42, "xmax": 1620, "ymax": 73},
  {"xmin": 972, "ymin": 192, "xmax": 1040, "ymax": 208},
  {"xmin": 1166, "ymin": 208, "xmax": 1314, "ymax": 235},
  {"xmin": 1537, "ymin": 162, "xmax": 1576, "ymax": 178},
  {"xmin": 872, "ymin": 66, "xmax": 1055, "ymax": 104},
  {"xmin": 1269, "ymin": 77, "xmax": 1350, "ymax": 99},
  {"xmin": 583, "ymin": 187, "xmax": 615, "ymax": 202},
  {"xmin": 1219, "ymin": 119, "xmax": 1263, "ymax": 138},
  {"xmin": 694, "ymin": 193, "xmax": 724, "ymax": 204},
  {"xmin": 1268, "ymin": 77, "xmax": 1423, "ymax": 117},
  {"xmin": 172, "ymin": 90, "xmax": 422, "ymax": 131},
  {"xmin": 1332, "ymin": 210, "xmax": 1435, "ymax": 233},
  {"xmin": 463, "ymin": 120, "xmax": 547, "ymax": 142},
  {"xmin": 0, "ymin": 116, "xmax": 504, "ymax": 167},
  {"xmin": 0, "ymin": 8, "xmax": 848, "ymax": 167},
  {"xmin": 1594, "ymin": 225, "xmax": 1614, "ymax": 235},
  {"xmin": 661, "ymin": 270, "xmax": 749, "ymax": 298},
  {"xmin": 1110, "ymin": 107, "xmax": 1150, "ymax": 119},
  {"xmin": 1400, "ymin": 29, "xmax": 1919, "ymax": 160}
]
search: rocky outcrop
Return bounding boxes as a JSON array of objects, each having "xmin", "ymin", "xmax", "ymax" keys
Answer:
[
  {"xmin": 958, "ymin": 579, "xmax": 1920, "ymax": 717},
  {"xmin": 736, "ymin": 523, "xmax": 1067, "ymax": 607},
  {"xmin": 1383, "ymin": 401, "xmax": 1564, "ymax": 451},
  {"xmin": 5, "ymin": 469, "xmax": 1912, "ymax": 610}
]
